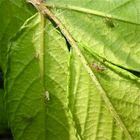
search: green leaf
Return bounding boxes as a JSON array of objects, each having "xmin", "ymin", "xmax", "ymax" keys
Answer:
[
  {"xmin": 5, "ymin": 13, "xmax": 79, "ymax": 140},
  {"xmin": 0, "ymin": 89, "xmax": 8, "ymax": 134},
  {"xmin": 30, "ymin": 1, "xmax": 139, "ymax": 140},
  {"xmin": 69, "ymin": 46, "xmax": 140, "ymax": 140},
  {"xmin": 45, "ymin": 0, "xmax": 140, "ymax": 72},
  {"xmin": 3, "ymin": 0, "xmax": 140, "ymax": 140},
  {"xmin": 0, "ymin": 0, "xmax": 35, "ymax": 71}
]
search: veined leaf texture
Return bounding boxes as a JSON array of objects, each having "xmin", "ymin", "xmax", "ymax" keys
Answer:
[{"xmin": 0, "ymin": 0, "xmax": 140, "ymax": 140}]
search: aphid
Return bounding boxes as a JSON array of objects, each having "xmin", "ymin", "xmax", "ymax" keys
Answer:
[
  {"xmin": 35, "ymin": 52, "xmax": 39, "ymax": 59},
  {"xmin": 105, "ymin": 17, "xmax": 115, "ymax": 28},
  {"xmin": 91, "ymin": 63, "xmax": 106, "ymax": 72},
  {"xmin": 44, "ymin": 91, "xmax": 50, "ymax": 101}
]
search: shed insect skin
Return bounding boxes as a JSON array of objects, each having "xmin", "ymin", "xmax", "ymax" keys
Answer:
[{"xmin": 91, "ymin": 63, "xmax": 106, "ymax": 72}]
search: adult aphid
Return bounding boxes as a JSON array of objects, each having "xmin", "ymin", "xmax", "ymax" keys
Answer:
[{"xmin": 91, "ymin": 63, "xmax": 106, "ymax": 72}]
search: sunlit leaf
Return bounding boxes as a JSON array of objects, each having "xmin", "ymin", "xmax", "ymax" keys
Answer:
[
  {"xmin": 1, "ymin": 0, "xmax": 140, "ymax": 140},
  {"xmin": 5, "ymin": 13, "xmax": 79, "ymax": 140}
]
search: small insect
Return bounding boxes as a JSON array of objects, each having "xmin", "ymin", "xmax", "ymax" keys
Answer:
[
  {"xmin": 35, "ymin": 52, "xmax": 39, "ymax": 59},
  {"xmin": 44, "ymin": 91, "xmax": 50, "ymax": 101},
  {"xmin": 91, "ymin": 63, "xmax": 106, "ymax": 72},
  {"xmin": 105, "ymin": 17, "xmax": 115, "ymax": 28}
]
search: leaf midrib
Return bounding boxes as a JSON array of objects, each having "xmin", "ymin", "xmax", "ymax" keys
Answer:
[
  {"xmin": 37, "ymin": 12, "xmax": 47, "ymax": 139},
  {"xmin": 30, "ymin": 1, "xmax": 133, "ymax": 139}
]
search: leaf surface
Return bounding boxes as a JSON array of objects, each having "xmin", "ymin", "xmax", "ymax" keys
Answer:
[
  {"xmin": 45, "ymin": 0, "xmax": 140, "ymax": 72},
  {"xmin": 0, "ymin": 0, "xmax": 35, "ymax": 71},
  {"xmin": 0, "ymin": 89, "xmax": 8, "ymax": 134},
  {"xmin": 3, "ymin": 0, "xmax": 140, "ymax": 140},
  {"xmin": 5, "ymin": 13, "xmax": 79, "ymax": 140},
  {"xmin": 69, "ymin": 46, "xmax": 140, "ymax": 140}
]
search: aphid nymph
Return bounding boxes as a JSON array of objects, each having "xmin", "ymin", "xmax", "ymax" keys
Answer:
[
  {"xmin": 44, "ymin": 91, "xmax": 50, "ymax": 101},
  {"xmin": 105, "ymin": 17, "xmax": 115, "ymax": 28}
]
